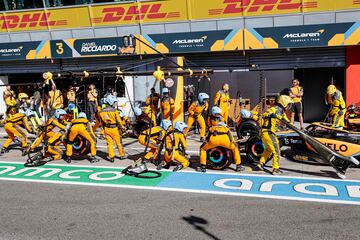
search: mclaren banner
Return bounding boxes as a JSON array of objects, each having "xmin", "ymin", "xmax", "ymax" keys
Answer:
[
  {"xmin": 244, "ymin": 22, "xmax": 360, "ymax": 49},
  {"xmin": 0, "ymin": 22, "xmax": 359, "ymax": 61},
  {"xmin": 137, "ymin": 29, "xmax": 244, "ymax": 54},
  {"xmin": 0, "ymin": 41, "xmax": 51, "ymax": 60},
  {"xmin": 0, "ymin": 0, "xmax": 360, "ymax": 32}
]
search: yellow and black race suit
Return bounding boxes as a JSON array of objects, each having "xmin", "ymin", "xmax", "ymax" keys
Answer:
[
  {"xmin": 200, "ymin": 123, "xmax": 241, "ymax": 166},
  {"xmin": 65, "ymin": 118, "xmax": 96, "ymax": 157},
  {"xmin": 214, "ymin": 90, "xmax": 230, "ymax": 124},
  {"xmin": 329, "ymin": 90, "xmax": 346, "ymax": 128},
  {"xmin": 30, "ymin": 117, "xmax": 69, "ymax": 151},
  {"xmin": 164, "ymin": 130, "xmax": 189, "ymax": 168},
  {"xmin": 46, "ymin": 132, "xmax": 65, "ymax": 160},
  {"xmin": 99, "ymin": 106, "xmax": 125, "ymax": 159},
  {"xmin": 3, "ymin": 113, "xmax": 33, "ymax": 149},
  {"xmin": 260, "ymin": 106, "xmax": 289, "ymax": 170},
  {"xmin": 160, "ymin": 97, "xmax": 175, "ymax": 120},
  {"xmin": 138, "ymin": 126, "xmax": 165, "ymax": 161},
  {"xmin": 185, "ymin": 101, "xmax": 208, "ymax": 138}
]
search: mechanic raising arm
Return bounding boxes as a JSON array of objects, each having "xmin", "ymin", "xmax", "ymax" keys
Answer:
[
  {"xmin": 198, "ymin": 107, "xmax": 245, "ymax": 173},
  {"xmin": 185, "ymin": 92, "xmax": 209, "ymax": 141},
  {"xmin": 256, "ymin": 95, "xmax": 293, "ymax": 175}
]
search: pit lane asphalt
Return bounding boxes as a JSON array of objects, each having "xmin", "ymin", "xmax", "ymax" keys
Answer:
[{"xmin": 0, "ymin": 130, "xmax": 359, "ymax": 240}]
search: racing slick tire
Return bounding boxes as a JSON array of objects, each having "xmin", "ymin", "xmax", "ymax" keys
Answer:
[
  {"xmin": 236, "ymin": 120, "xmax": 260, "ymax": 139},
  {"xmin": 245, "ymin": 136, "xmax": 273, "ymax": 163},
  {"xmin": 206, "ymin": 147, "xmax": 231, "ymax": 170},
  {"xmin": 72, "ymin": 136, "xmax": 91, "ymax": 156}
]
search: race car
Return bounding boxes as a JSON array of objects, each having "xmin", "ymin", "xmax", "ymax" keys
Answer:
[
  {"xmin": 346, "ymin": 103, "xmax": 360, "ymax": 131},
  {"xmin": 277, "ymin": 122, "xmax": 360, "ymax": 164}
]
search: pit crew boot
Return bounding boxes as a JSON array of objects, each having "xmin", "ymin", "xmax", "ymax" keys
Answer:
[
  {"xmin": 272, "ymin": 168, "xmax": 283, "ymax": 175},
  {"xmin": 88, "ymin": 156, "xmax": 99, "ymax": 163},
  {"xmin": 109, "ymin": 157, "xmax": 115, "ymax": 163},
  {"xmin": 236, "ymin": 164, "xmax": 245, "ymax": 172},
  {"xmin": 0, "ymin": 147, "xmax": 9, "ymax": 155},
  {"xmin": 173, "ymin": 164, "xmax": 183, "ymax": 172},
  {"xmin": 64, "ymin": 156, "xmax": 71, "ymax": 164},
  {"xmin": 156, "ymin": 161, "xmax": 164, "ymax": 170},
  {"xmin": 21, "ymin": 148, "xmax": 28, "ymax": 156},
  {"xmin": 256, "ymin": 163, "xmax": 264, "ymax": 171},
  {"xmin": 196, "ymin": 165, "xmax": 206, "ymax": 173}
]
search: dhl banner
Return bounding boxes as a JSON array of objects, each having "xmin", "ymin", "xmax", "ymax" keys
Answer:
[
  {"xmin": 191, "ymin": 0, "xmax": 360, "ymax": 19},
  {"xmin": 0, "ymin": 0, "xmax": 187, "ymax": 33},
  {"xmin": 0, "ymin": 22, "xmax": 359, "ymax": 61},
  {"xmin": 0, "ymin": 0, "xmax": 360, "ymax": 33}
]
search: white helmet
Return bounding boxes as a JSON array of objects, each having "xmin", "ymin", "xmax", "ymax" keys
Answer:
[{"xmin": 77, "ymin": 112, "xmax": 87, "ymax": 119}]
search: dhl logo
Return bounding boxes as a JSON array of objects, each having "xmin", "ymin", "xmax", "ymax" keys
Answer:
[
  {"xmin": 0, "ymin": 12, "xmax": 67, "ymax": 30},
  {"xmin": 91, "ymin": 3, "xmax": 181, "ymax": 24},
  {"xmin": 209, "ymin": 0, "xmax": 317, "ymax": 15}
]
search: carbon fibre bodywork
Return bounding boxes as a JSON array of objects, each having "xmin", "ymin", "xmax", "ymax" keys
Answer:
[{"xmin": 278, "ymin": 122, "xmax": 360, "ymax": 164}]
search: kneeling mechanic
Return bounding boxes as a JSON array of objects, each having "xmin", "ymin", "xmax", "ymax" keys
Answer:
[
  {"xmin": 65, "ymin": 112, "xmax": 97, "ymax": 163},
  {"xmin": 199, "ymin": 107, "xmax": 245, "ymax": 173}
]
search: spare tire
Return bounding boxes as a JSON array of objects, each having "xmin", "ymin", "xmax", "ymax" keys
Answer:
[
  {"xmin": 236, "ymin": 119, "xmax": 260, "ymax": 139},
  {"xmin": 245, "ymin": 136, "xmax": 272, "ymax": 163},
  {"xmin": 72, "ymin": 136, "xmax": 90, "ymax": 156},
  {"xmin": 207, "ymin": 147, "xmax": 231, "ymax": 170}
]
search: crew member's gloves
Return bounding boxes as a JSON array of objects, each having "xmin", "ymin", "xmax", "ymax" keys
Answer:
[{"xmin": 269, "ymin": 113, "xmax": 277, "ymax": 119}]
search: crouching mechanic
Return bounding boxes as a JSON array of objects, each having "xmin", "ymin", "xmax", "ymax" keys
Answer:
[
  {"xmin": 257, "ymin": 95, "xmax": 293, "ymax": 175},
  {"xmin": 99, "ymin": 95, "xmax": 126, "ymax": 162},
  {"xmin": 138, "ymin": 119, "xmax": 170, "ymax": 163},
  {"xmin": 198, "ymin": 107, "xmax": 244, "ymax": 173},
  {"xmin": 28, "ymin": 109, "xmax": 68, "ymax": 153},
  {"xmin": 65, "ymin": 112, "xmax": 98, "ymax": 163},
  {"xmin": 326, "ymin": 85, "xmax": 346, "ymax": 129},
  {"xmin": 158, "ymin": 121, "xmax": 190, "ymax": 172},
  {"xmin": 1, "ymin": 107, "xmax": 34, "ymax": 156},
  {"xmin": 185, "ymin": 93, "xmax": 209, "ymax": 141}
]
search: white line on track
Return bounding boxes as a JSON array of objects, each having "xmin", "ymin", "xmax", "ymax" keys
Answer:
[
  {"xmin": 1, "ymin": 161, "xmax": 359, "ymax": 183},
  {"xmin": 0, "ymin": 177, "xmax": 358, "ymax": 205}
]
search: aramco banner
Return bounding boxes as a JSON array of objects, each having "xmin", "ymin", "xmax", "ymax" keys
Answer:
[
  {"xmin": 0, "ymin": 0, "xmax": 359, "ymax": 32},
  {"xmin": 0, "ymin": 22, "xmax": 359, "ymax": 61}
]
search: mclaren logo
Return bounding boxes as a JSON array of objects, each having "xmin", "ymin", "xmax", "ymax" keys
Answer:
[
  {"xmin": 172, "ymin": 36, "xmax": 208, "ymax": 45},
  {"xmin": 0, "ymin": 46, "xmax": 23, "ymax": 54},
  {"xmin": 283, "ymin": 29, "xmax": 325, "ymax": 39}
]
